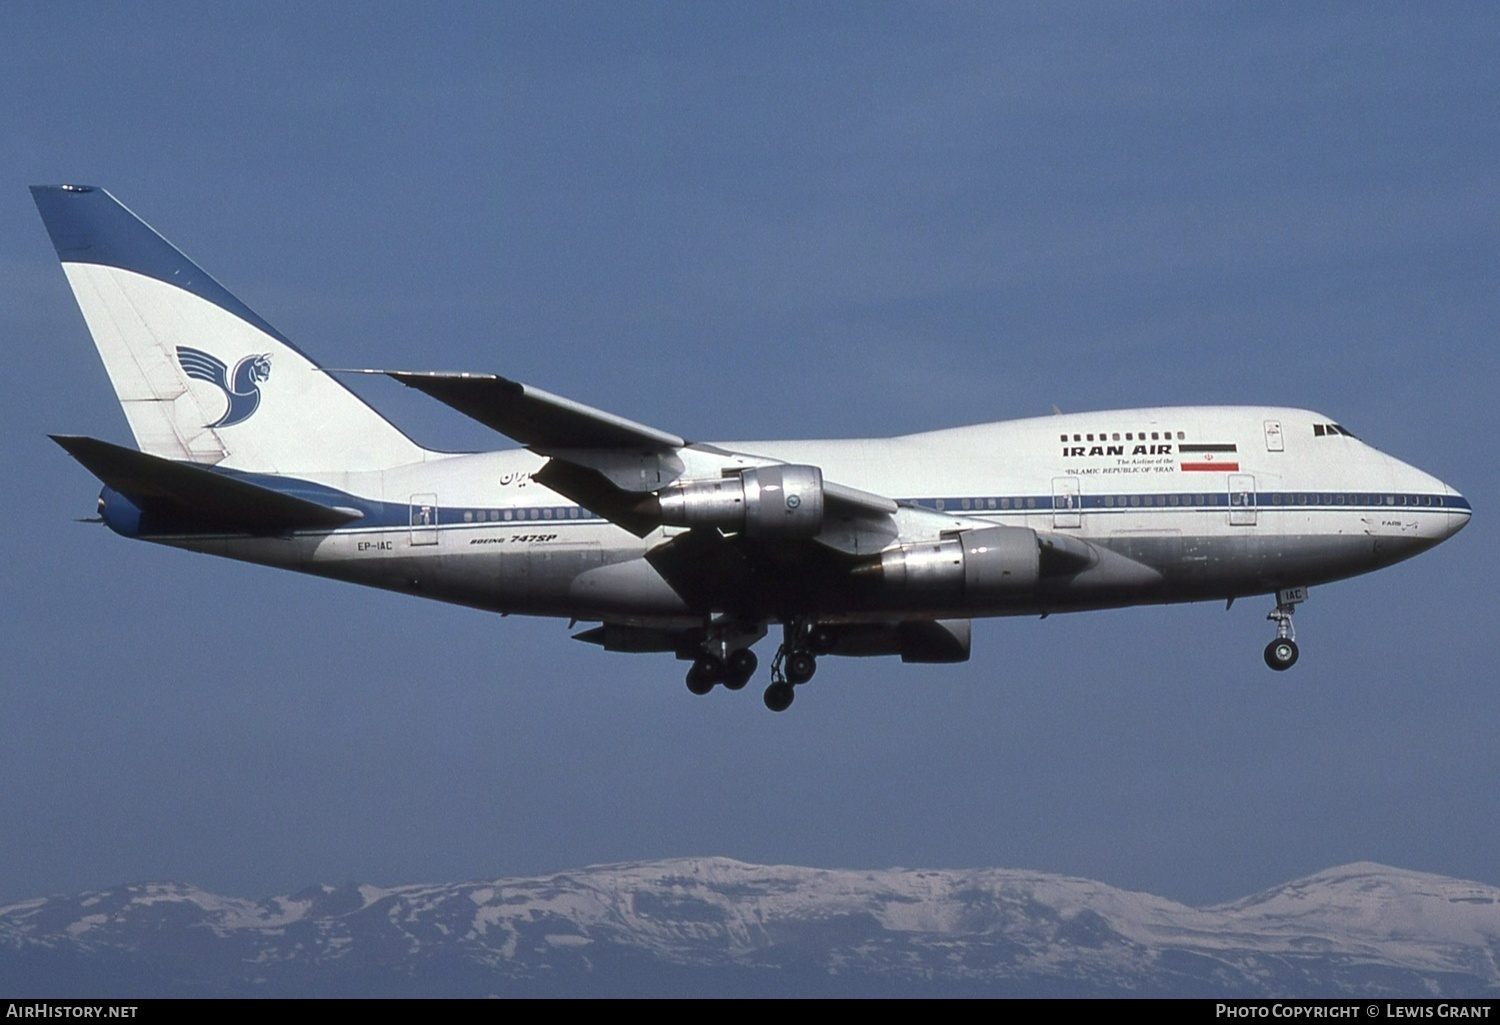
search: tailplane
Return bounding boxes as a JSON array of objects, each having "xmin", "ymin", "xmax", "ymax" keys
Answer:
[{"xmin": 31, "ymin": 185, "xmax": 425, "ymax": 473}]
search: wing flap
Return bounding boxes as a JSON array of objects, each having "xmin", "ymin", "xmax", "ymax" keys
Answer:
[{"xmin": 52, "ymin": 435, "xmax": 362, "ymax": 532}]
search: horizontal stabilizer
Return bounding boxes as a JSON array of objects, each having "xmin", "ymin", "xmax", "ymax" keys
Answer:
[
  {"xmin": 52, "ymin": 435, "xmax": 362, "ymax": 532},
  {"xmin": 340, "ymin": 370, "xmax": 685, "ymax": 451}
]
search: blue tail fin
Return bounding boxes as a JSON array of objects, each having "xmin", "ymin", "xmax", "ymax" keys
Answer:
[{"xmin": 32, "ymin": 185, "xmax": 425, "ymax": 473}]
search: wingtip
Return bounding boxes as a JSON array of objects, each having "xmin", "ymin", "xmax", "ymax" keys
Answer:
[{"xmin": 30, "ymin": 183, "xmax": 101, "ymax": 195}]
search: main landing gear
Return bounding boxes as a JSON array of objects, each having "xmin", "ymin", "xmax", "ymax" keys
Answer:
[
  {"xmin": 1263, "ymin": 586, "xmax": 1307, "ymax": 671},
  {"xmin": 681, "ymin": 617, "xmax": 832, "ymax": 711},
  {"xmin": 763, "ymin": 618, "xmax": 824, "ymax": 712},
  {"xmin": 685, "ymin": 648, "xmax": 758, "ymax": 694},
  {"xmin": 684, "ymin": 620, "xmax": 765, "ymax": 696}
]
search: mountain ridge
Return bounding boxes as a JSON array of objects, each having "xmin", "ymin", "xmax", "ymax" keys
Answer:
[{"xmin": 4, "ymin": 858, "xmax": 1497, "ymax": 997}]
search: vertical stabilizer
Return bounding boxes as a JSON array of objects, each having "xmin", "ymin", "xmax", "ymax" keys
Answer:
[{"xmin": 31, "ymin": 185, "xmax": 426, "ymax": 473}]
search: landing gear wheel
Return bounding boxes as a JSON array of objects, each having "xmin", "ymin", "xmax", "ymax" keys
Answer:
[
  {"xmin": 785, "ymin": 651, "xmax": 817, "ymax": 686},
  {"xmin": 764, "ymin": 681, "xmax": 795, "ymax": 712},
  {"xmin": 725, "ymin": 649, "xmax": 758, "ymax": 691},
  {"xmin": 1264, "ymin": 589, "xmax": 1304, "ymax": 672},
  {"xmin": 1264, "ymin": 638, "xmax": 1299, "ymax": 671},
  {"xmin": 686, "ymin": 654, "xmax": 724, "ymax": 695}
]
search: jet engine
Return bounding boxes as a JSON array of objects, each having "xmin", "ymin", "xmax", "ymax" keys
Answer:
[
  {"xmin": 654, "ymin": 465, "xmax": 825, "ymax": 538},
  {"xmin": 875, "ymin": 525, "xmax": 1040, "ymax": 596}
]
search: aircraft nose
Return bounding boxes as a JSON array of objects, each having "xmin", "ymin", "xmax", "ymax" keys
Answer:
[{"xmin": 1442, "ymin": 482, "xmax": 1472, "ymax": 541}]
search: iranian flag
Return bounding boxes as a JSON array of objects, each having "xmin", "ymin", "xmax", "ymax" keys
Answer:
[{"xmin": 1180, "ymin": 443, "xmax": 1239, "ymax": 472}]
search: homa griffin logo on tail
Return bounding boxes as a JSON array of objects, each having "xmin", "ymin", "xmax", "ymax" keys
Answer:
[{"xmin": 176, "ymin": 346, "xmax": 272, "ymax": 427}]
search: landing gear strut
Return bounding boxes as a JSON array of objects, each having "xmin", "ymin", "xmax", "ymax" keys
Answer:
[
  {"xmin": 764, "ymin": 617, "xmax": 818, "ymax": 711},
  {"xmin": 1264, "ymin": 587, "xmax": 1306, "ymax": 671},
  {"xmin": 683, "ymin": 620, "xmax": 764, "ymax": 695}
]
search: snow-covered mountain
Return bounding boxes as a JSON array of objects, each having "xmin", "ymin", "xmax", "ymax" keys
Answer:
[{"xmin": 3, "ymin": 859, "xmax": 1498, "ymax": 997}]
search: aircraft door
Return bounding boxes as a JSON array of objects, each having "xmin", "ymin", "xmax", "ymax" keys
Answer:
[
  {"xmin": 409, "ymin": 493, "xmax": 439, "ymax": 546},
  {"xmin": 1052, "ymin": 477, "xmax": 1081, "ymax": 529},
  {"xmin": 1263, "ymin": 420, "xmax": 1284, "ymax": 452},
  {"xmin": 1228, "ymin": 475, "xmax": 1256, "ymax": 526}
]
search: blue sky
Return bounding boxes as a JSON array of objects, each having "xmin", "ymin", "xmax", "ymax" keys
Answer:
[{"xmin": 2, "ymin": 2, "xmax": 1497, "ymax": 908}]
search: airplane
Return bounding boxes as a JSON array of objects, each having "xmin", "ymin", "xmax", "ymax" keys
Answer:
[{"xmin": 31, "ymin": 184, "xmax": 1472, "ymax": 712}]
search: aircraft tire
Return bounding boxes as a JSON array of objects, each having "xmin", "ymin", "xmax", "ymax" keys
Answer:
[
  {"xmin": 725, "ymin": 649, "xmax": 757, "ymax": 690},
  {"xmin": 687, "ymin": 654, "xmax": 724, "ymax": 695},
  {"xmin": 785, "ymin": 651, "xmax": 817, "ymax": 685},
  {"xmin": 764, "ymin": 682, "xmax": 795, "ymax": 712},
  {"xmin": 1264, "ymin": 638, "xmax": 1299, "ymax": 671}
]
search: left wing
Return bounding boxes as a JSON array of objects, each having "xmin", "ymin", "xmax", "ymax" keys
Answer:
[
  {"xmin": 337, "ymin": 369, "xmax": 901, "ymax": 552},
  {"xmin": 373, "ymin": 370, "xmax": 686, "ymax": 451}
]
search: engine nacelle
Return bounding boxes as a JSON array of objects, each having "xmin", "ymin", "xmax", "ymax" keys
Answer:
[
  {"xmin": 877, "ymin": 525, "xmax": 1040, "ymax": 596},
  {"xmin": 656, "ymin": 464, "xmax": 825, "ymax": 538}
]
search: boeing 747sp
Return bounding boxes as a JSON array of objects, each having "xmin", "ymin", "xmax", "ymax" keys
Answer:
[{"xmin": 32, "ymin": 185, "xmax": 1471, "ymax": 711}]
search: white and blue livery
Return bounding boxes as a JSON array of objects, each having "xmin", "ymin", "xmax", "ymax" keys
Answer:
[{"xmin": 32, "ymin": 185, "xmax": 1471, "ymax": 711}]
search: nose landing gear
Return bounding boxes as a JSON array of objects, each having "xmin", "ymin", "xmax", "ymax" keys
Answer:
[{"xmin": 1263, "ymin": 587, "xmax": 1306, "ymax": 671}]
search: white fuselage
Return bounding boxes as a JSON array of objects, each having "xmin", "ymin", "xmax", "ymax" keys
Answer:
[{"xmin": 129, "ymin": 405, "xmax": 1466, "ymax": 627}]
